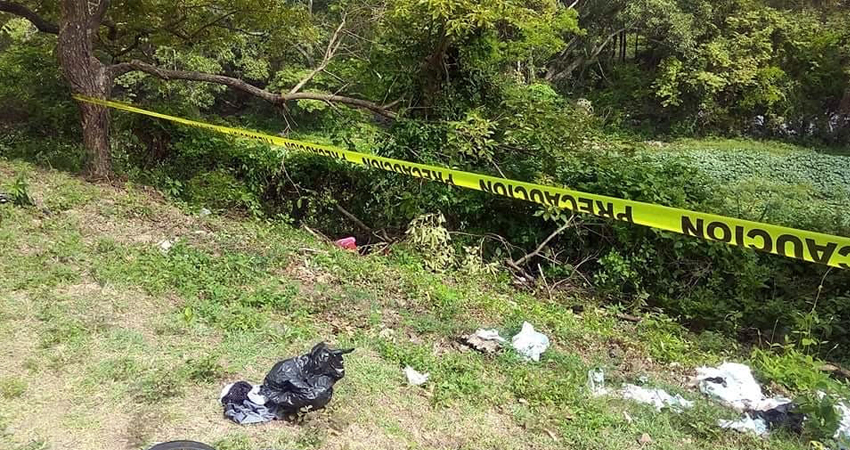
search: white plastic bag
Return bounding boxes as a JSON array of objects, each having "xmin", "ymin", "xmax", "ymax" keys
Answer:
[
  {"xmin": 511, "ymin": 322, "xmax": 550, "ymax": 362},
  {"xmin": 404, "ymin": 366, "xmax": 429, "ymax": 386}
]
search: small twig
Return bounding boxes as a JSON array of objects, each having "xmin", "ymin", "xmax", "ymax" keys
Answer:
[
  {"xmin": 289, "ymin": 17, "xmax": 346, "ymax": 95},
  {"xmin": 615, "ymin": 313, "xmax": 642, "ymax": 323},
  {"xmin": 514, "ymin": 216, "xmax": 575, "ymax": 267},
  {"xmin": 538, "ymin": 263, "xmax": 552, "ymax": 301},
  {"xmin": 298, "ymin": 247, "xmax": 329, "ymax": 254},
  {"xmin": 303, "ymin": 225, "xmax": 329, "ymax": 241}
]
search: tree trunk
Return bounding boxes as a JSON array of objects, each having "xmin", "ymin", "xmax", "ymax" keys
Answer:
[
  {"xmin": 57, "ymin": 0, "xmax": 113, "ymax": 179},
  {"xmin": 78, "ymin": 97, "xmax": 112, "ymax": 178}
]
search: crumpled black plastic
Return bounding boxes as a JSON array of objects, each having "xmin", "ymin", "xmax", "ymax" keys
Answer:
[
  {"xmin": 259, "ymin": 342, "xmax": 354, "ymax": 414},
  {"xmin": 751, "ymin": 403, "xmax": 805, "ymax": 434}
]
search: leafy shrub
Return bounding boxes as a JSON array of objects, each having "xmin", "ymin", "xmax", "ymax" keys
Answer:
[
  {"xmin": 185, "ymin": 170, "xmax": 260, "ymax": 213},
  {"xmin": 406, "ymin": 213, "xmax": 454, "ymax": 271},
  {"xmin": 795, "ymin": 392, "xmax": 842, "ymax": 444},
  {"xmin": 7, "ymin": 174, "xmax": 34, "ymax": 207},
  {"xmin": 752, "ymin": 347, "xmax": 836, "ymax": 394}
]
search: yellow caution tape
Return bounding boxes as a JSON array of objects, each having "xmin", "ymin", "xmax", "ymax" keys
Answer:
[{"xmin": 74, "ymin": 95, "xmax": 850, "ymax": 269}]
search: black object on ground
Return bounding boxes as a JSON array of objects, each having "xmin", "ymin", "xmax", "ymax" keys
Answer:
[
  {"xmin": 260, "ymin": 342, "xmax": 354, "ymax": 415},
  {"xmin": 220, "ymin": 381, "xmax": 277, "ymax": 425},
  {"xmin": 146, "ymin": 441, "xmax": 216, "ymax": 450},
  {"xmin": 221, "ymin": 381, "xmax": 252, "ymax": 405},
  {"xmin": 751, "ymin": 403, "xmax": 805, "ymax": 434}
]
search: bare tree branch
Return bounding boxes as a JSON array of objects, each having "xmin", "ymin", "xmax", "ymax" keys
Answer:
[
  {"xmin": 289, "ymin": 18, "xmax": 346, "ymax": 95},
  {"xmin": 545, "ymin": 28, "xmax": 627, "ymax": 82},
  {"xmin": 514, "ymin": 215, "xmax": 576, "ymax": 267},
  {"xmin": 185, "ymin": 10, "xmax": 238, "ymax": 41},
  {"xmin": 334, "ymin": 203, "xmax": 372, "ymax": 233},
  {"xmin": 108, "ymin": 60, "xmax": 397, "ymax": 118},
  {"xmin": 89, "ymin": 0, "xmax": 111, "ymax": 29},
  {"xmin": 0, "ymin": 1, "xmax": 59, "ymax": 34}
]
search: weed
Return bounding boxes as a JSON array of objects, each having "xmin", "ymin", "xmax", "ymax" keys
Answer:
[
  {"xmin": 8, "ymin": 173, "xmax": 34, "ymax": 207},
  {"xmin": 752, "ymin": 347, "xmax": 839, "ymax": 394},
  {"xmin": 795, "ymin": 392, "xmax": 841, "ymax": 443},
  {"xmin": 294, "ymin": 423, "xmax": 327, "ymax": 450},
  {"xmin": 213, "ymin": 433, "xmax": 253, "ymax": 450},
  {"xmin": 131, "ymin": 369, "xmax": 184, "ymax": 404},
  {"xmin": 93, "ymin": 357, "xmax": 142, "ymax": 382},
  {"xmin": 183, "ymin": 354, "xmax": 225, "ymax": 383},
  {"xmin": 0, "ymin": 377, "xmax": 26, "ymax": 399}
]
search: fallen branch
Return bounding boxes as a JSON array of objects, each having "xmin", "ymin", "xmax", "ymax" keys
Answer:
[
  {"xmin": 505, "ymin": 258, "xmax": 534, "ymax": 281},
  {"xmin": 302, "ymin": 225, "xmax": 329, "ymax": 241},
  {"xmin": 615, "ymin": 313, "xmax": 642, "ymax": 323},
  {"xmin": 822, "ymin": 363, "xmax": 850, "ymax": 380},
  {"xmin": 513, "ymin": 215, "xmax": 575, "ymax": 267},
  {"xmin": 334, "ymin": 203, "xmax": 372, "ymax": 233}
]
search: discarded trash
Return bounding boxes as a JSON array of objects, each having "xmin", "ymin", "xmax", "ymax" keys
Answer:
[
  {"xmin": 696, "ymin": 362, "xmax": 765, "ymax": 411},
  {"xmin": 718, "ymin": 413, "xmax": 768, "ymax": 436},
  {"xmin": 835, "ymin": 401, "xmax": 850, "ymax": 441},
  {"xmin": 259, "ymin": 342, "xmax": 354, "ymax": 415},
  {"xmin": 638, "ymin": 433, "xmax": 653, "ymax": 445},
  {"xmin": 199, "ymin": 207, "xmax": 212, "ymax": 217},
  {"xmin": 334, "ymin": 237, "xmax": 357, "ymax": 251},
  {"xmin": 751, "ymin": 402, "xmax": 804, "ymax": 434},
  {"xmin": 464, "ymin": 328, "xmax": 506, "ymax": 354},
  {"xmin": 588, "ymin": 368, "xmax": 607, "ymax": 396},
  {"xmin": 158, "ymin": 239, "xmax": 174, "ymax": 254},
  {"xmin": 697, "ymin": 362, "xmax": 805, "ymax": 437},
  {"xmin": 220, "ymin": 381, "xmax": 276, "ymax": 425},
  {"xmin": 511, "ymin": 322, "xmax": 550, "ymax": 362},
  {"xmin": 0, "ymin": 193, "xmax": 8, "ymax": 204},
  {"xmin": 621, "ymin": 384, "xmax": 693, "ymax": 412},
  {"xmin": 403, "ymin": 366, "xmax": 429, "ymax": 386}
]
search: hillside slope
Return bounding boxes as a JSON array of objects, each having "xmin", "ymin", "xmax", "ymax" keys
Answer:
[{"xmin": 0, "ymin": 159, "xmax": 812, "ymax": 450}]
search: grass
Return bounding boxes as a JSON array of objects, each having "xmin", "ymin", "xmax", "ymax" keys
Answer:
[
  {"xmin": 636, "ymin": 138, "xmax": 850, "ymax": 236},
  {"xmin": 0, "ymin": 157, "xmax": 834, "ymax": 450}
]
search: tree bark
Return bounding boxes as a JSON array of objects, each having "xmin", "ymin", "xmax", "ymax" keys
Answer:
[
  {"xmin": 4, "ymin": 0, "xmax": 398, "ymax": 179},
  {"xmin": 56, "ymin": 0, "xmax": 114, "ymax": 179}
]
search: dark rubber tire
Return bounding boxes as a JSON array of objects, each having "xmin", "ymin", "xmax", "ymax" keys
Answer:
[{"xmin": 147, "ymin": 441, "xmax": 217, "ymax": 450}]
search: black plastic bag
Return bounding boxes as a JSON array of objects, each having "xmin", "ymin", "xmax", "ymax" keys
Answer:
[
  {"xmin": 752, "ymin": 403, "xmax": 805, "ymax": 434},
  {"xmin": 259, "ymin": 342, "xmax": 354, "ymax": 414}
]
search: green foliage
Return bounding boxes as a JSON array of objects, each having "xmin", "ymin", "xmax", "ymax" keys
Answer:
[
  {"xmin": 0, "ymin": 377, "xmax": 26, "ymax": 399},
  {"xmin": 185, "ymin": 170, "xmax": 260, "ymax": 213},
  {"xmin": 183, "ymin": 354, "xmax": 226, "ymax": 383},
  {"xmin": 7, "ymin": 174, "xmax": 34, "ymax": 207},
  {"xmin": 794, "ymin": 392, "xmax": 842, "ymax": 443},
  {"xmin": 752, "ymin": 347, "xmax": 835, "ymax": 394},
  {"xmin": 405, "ymin": 213, "xmax": 454, "ymax": 271},
  {"xmin": 131, "ymin": 368, "xmax": 184, "ymax": 404}
]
